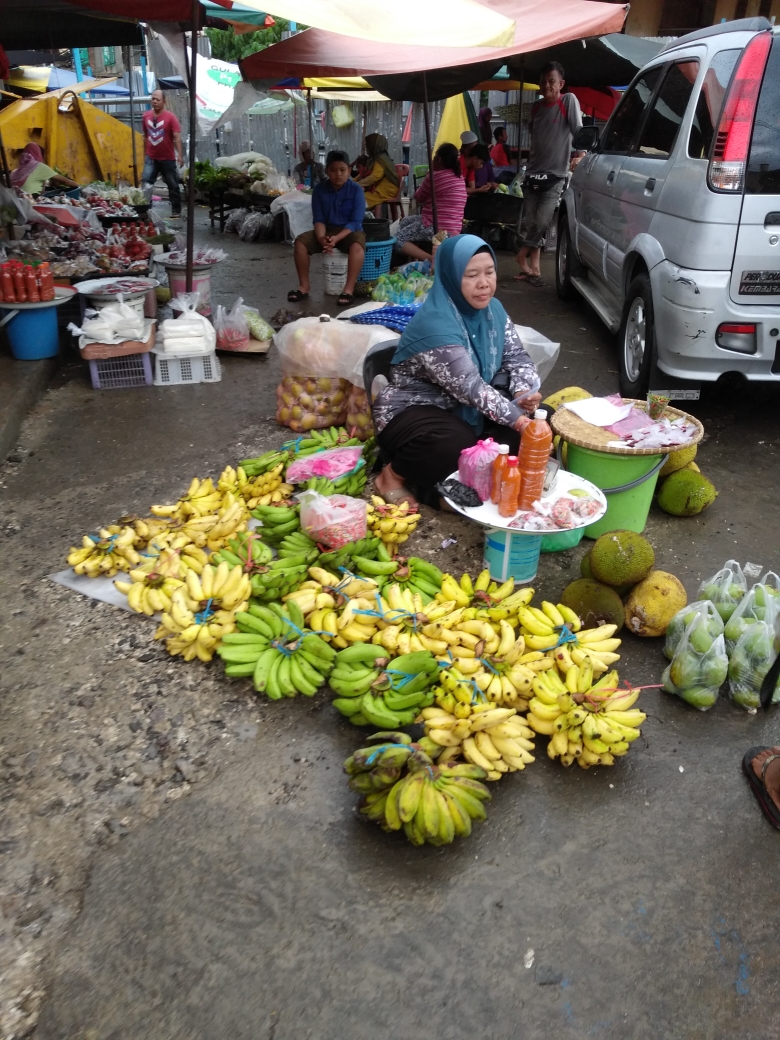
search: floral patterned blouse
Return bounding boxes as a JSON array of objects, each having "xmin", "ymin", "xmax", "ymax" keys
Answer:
[{"xmin": 373, "ymin": 318, "xmax": 540, "ymax": 433}]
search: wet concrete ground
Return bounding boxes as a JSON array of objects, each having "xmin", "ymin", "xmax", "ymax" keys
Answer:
[{"xmin": 3, "ymin": 210, "xmax": 780, "ymax": 1040}]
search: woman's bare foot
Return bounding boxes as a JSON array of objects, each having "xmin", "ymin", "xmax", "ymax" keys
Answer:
[
  {"xmin": 374, "ymin": 464, "xmax": 419, "ymax": 511},
  {"xmin": 751, "ymin": 747, "xmax": 780, "ymax": 812}
]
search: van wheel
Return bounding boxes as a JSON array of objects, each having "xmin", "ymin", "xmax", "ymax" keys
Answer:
[
  {"xmin": 555, "ymin": 214, "xmax": 583, "ymax": 301},
  {"xmin": 618, "ymin": 273, "xmax": 656, "ymax": 398}
]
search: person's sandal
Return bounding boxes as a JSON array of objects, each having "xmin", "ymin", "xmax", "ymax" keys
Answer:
[
  {"xmin": 526, "ymin": 275, "xmax": 545, "ymax": 288},
  {"xmin": 382, "ymin": 486, "xmax": 418, "ymax": 509},
  {"xmin": 742, "ymin": 746, "xmax": 780, "ymax": 830},
  {"xmin": 287, "ymin": 289, "xmax": 309, "ymax": 302},
  {"xmin": 337, "ymin": 292, "xmax": 354, "ymax": 307}
]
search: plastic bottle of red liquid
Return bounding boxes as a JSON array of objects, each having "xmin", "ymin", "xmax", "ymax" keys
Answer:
[
  {"xmin": 490, "ymin": 444, "xmax": 510, "ymax": 504},
  {"xmin": 39, "ymin": 262, "xmax": 55, "ymax": 302},
  {"xmin": 1, "ymin": 265, "xmax": 15, "ymax": 303},
  {"xmin": 517, "ymin": 410, "xmax": 553, "ymax": 510},
  {"xmin": 12, "ymin": 264, "xmax": 27, "ymax": 303},
  {"xmin": 25, "ymin": 266, "xmax": 40, "ymax": 302},
  {"xmin": 498, "ymin": 456, "xmax": 522, "ymax": 518}
]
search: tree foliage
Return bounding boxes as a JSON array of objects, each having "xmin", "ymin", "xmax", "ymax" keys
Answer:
[{"xmin": 205, "ymin": 21, "xmax": 304, "ymax": 63}]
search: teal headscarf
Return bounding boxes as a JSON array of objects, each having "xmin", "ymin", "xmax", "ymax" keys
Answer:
[{"xmin": 392, "ymin": 235, "xmax": 508, "ymax": 432}]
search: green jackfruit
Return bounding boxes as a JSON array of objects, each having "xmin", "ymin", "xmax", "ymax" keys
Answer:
[
  {"xmin": 589, "ymin": 531, "xmax": 655, "ymax": 587},
  {"xmin": 657, "ymin": 470, "xmax": 717, "ymax": 517},
  {"xmin": 659, "ymin": 444, "xmax": 698, "ymax": 478},
  {"xmin": 625, "ymin": 570, "xmax": 687, "ymax": 637},
  {"xmin": 580, "ymin": 549, "xmax": 592, "ymax": 579},
  {"xmin": 560, "ymin": 578, "xmax": 624, "ymax": 630}
]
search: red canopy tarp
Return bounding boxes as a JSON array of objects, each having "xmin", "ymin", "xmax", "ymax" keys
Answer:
[{"xmin": 240, "ymin": 0, "xmax": 627, "ymax": 101}]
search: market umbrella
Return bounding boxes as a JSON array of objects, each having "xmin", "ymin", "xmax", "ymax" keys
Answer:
[
  {"xmin": 433, "ymin": 93, "xmax": 479, "ymax": 154},
  {"xmin": 506, "ymin": 33, "xmax": 664, "ymax": 89},
  {"xmin": 6, "ymin": 65, "xmax": 129, "ymax": 95}
]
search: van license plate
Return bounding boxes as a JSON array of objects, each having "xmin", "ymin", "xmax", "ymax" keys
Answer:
[
  {"xmin": 740, "ymin": 271, "xmax": 780, "ymax": 294},
  {"xmin": 651, "ymin": 389, "xmax": 701, "ymax": 401}
]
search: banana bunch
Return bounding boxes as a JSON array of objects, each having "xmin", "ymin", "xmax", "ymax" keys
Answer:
[
  {"xmin": 420, "ymin": 705, "xmax": 536, "ymax": 780},
  {"xmin": 526, "ymin": 667, "xmax": 646, "ymax": 769},
  {"xmin": 283, "ymin": 561, "xmax": 378, "ymax": 622},
  {"xmin": 203, "ymin": 494, "xmax": 250, "ymax": 552},
  {"xmin": 114, "ymin": 556, "xmax": 186, "ymax": 615},
  {"xmin": 218, "ymin": 600, "xmax": 336, "ymax": 695},
  {"xmin": 286, "ymin": 427, "xmax": 361, "ymax": 456},
  {"xmin": 346, "ymin": 737, "xmax": 492, "ymax": 846},
  {"xmin": 277, "ymin": 530, "xmax": 320, "ymax": 564},
  {"xmin": 242, "ymin": 466, "xmax": 294, "ymax": 509},
  {"xmin": 366, "ymin": 496, "xmax": 421, "ymax": 553},
  {"xmin": 249, "ymin": 553, "xmax": 310, "ymax": 602},
  {"xmin": 518, "ymin": 604, "xmax": 622, "ymax": 668},
  {"xmin": 67, "ymin": 527, "xmax": 141, "ymax": 577},
  {"xmin": 332, "ymin": 465, "xmax": 368, "ymax": 497},
  {"xmin": 135, "ymin": 536, "xmax": 211, "ymax": 577},
  {"xmin": 154, "ymin": 579, "xmax": 243, "ymax": 663},
  {"xmin": 330, "ymin": 647, "xmax": 438, "ymax": 727},
  {"xmin": 181, "ymin": 562, "xmax": 252, "ymax": 613},
  {"xmin": 251, "ymin": 503, "xmax": 301, "ymax": 545},
  {"xmin": 149, "ymin": 477, "xmax": 221, "ymax": 521},
  {"xmin": 352, "ymin": 555, "xmax": 443, "ymax": 604},
  {"xmin": 317, "ymin": 535, "xmax": 384, "ymax": 572},
  {"xmin": 128, "ymin": 515, "xmax": 179, "ymax": 549},
  {"xmin": 238, "ymin": 448, "xmax": 290, "ymax": 479},
  {"xmin": 434, "ymin": 635, "xmax": 550, "ymax": 715},
  {"xmin": 211, "ymin": 531, "xmax": 274, "ymax": 575}
]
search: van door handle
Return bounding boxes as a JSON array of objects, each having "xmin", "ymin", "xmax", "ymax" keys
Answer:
[
  {"xmin": 644, "ymin": 177, "xmax": 656, "ymax": 192},
  {"xmin": 606, "ymin": 170, "xmax": 616, "ymax": 184},
  {"xmin": 765, "ymin": 212, "xmax": 780, "ymax": 226}
]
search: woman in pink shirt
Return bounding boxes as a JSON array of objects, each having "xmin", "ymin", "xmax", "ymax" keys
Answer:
[{"xmin": 394, "ymin": 143, "xmax": 467, "ymax": 262}]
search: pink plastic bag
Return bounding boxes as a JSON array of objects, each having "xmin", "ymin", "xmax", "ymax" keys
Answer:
[
  {"xmin": 286, "ymin": 446, "xmax": 363, "ymax": 484},
  {"xmin": 297, "ymin": 489, "xmax": 367, "ymax": 548},
  {"xmin": 458, "ymin": 438, "xmax": 501, "ymax": 502}
]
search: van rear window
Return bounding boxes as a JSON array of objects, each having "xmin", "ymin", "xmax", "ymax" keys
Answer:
[
  {"xmin": 688, "ymin": 49, "xmax": 740, "ymax": 159},
  {"xmin": 746, "ymin": 37, "xmax": 780, "ymax": 194}
]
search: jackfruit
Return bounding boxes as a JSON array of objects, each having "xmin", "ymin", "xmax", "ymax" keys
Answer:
[
  {"xmin": 657, "ymin": 470, "xmax": 716, "ymax": 516},
  {"xmin": 560, "ymin": 578, "xmax": 625, "ymax": 630},
  {"xmin": 589, "ymin": 530, "xmax": 655, "ymax": 587},
  {"xmin": 682, "ymin": 461, "xmax": 700, "ymax": 473},
  {"xmin": 625, "ymin": 570, "xmax": 687, "ymax": 637},
  {"xmin": 580, "ymin": 549, "xmax": 592, "ymax": 579},
  {"xmin": 542, "ymin": 386, "xmax": 592, "ymax": 411},
  {"xmin": 659, "ymin": 444, "xmax": 698, "ymax": 478}
]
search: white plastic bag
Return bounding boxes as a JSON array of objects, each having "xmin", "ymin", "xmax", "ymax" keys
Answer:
[
  {"xmin": 332, "ymin": 104, "xmax": 354, "ymax": 129},
  {"xmin": 724, "ymin": 584, "xmax": 780, "ymax": 656},
  {"xmin": 297, "ymin": 489, "xmax": 367, "ymax": 548},
  {"xmin": 662, "ymin": 613, "xmax": 728, "ymax": 711},
  {"xmin": 162, "ymin": 293, "xmax": 216, "ymax": 353},
  {"xmin": 273, "ymin": 315, "xmax": 399, "ymax": 386},
  {"xmin": 270, "ymin": 191, "xmax": 314, "ymax": 240},
  {"xmin": 728, "ymin": 620, "xmax": 780, "ymax": 711},
  {"xmin": 664, "ymin": 600, "xmax": 723, "ymax": 661},
  {"xmin": 514, "ymin": 325, "xmax": 560, "ymax": 384},
  {"xmin": 213, "ymin": 298, "xmax": 251, "ymax": 352},
  {"xmin": 68, "ymin": 299, "xmax": 145, "ymax": 345}
]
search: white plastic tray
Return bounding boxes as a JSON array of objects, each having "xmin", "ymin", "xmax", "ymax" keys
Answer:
[
  {"xmin": 442, "ymin": 468, "xmax": 607, "ymax": 533},
  {"xmin": 76, "ymin": 276, "xmax": 158, "ymax": 299},
  {"xmin": 0, "ymin": 285, "xmax": 76, "ymax": 311}
]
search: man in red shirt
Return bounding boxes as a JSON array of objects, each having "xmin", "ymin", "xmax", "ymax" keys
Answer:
[{"xmin": 141, "ymin": 89, "xmax": 184, "ymax": 217}]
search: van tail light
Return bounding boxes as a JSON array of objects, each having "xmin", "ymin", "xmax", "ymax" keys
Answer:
[
  {"xmin": 708, "ymin": 32, "xmax": 772, "ymax": 192},
  {"xmin": 716, "ymin": 322, "xmax": 757, "ymax": 353}
]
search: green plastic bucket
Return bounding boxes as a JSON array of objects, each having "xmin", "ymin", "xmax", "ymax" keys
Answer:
[{"xmin": 564, "ymin": 443, "xmax": 664, "ymax": 539}]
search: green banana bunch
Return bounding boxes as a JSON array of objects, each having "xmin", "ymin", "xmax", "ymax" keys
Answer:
[
  {"xmin": 249, "ymin": 553, "xmax": 309, "ymax": 602},
  {"xmin": 251, "ymin": 503, "xmax": 300, "ymax": 544},
  {"xmin": 317, "ymin": 535, "xmax": 383, "ymax": 574},
  {"xmin": 239, "ymin": 449, "xmax": 290, "ymax": 478},
  {"xmin": 302, "ymin": 476, "xmax": 337, "ymax": 495},
  {"xmin": 351, "ymin": 555, "xmax": 443, "ymax": 603},
  {"xmin": 277, "ymin": 530, "xmax": 319, "ymax": 563},
  {"xmin": 332, "ymin": 466, "xmax": 367, "ymax": 497},
  {"xmin": 211, "ymin": 531, "xmax": 274, "ymax": 574},
  {"xmin": 345, "ymin": 740, "xmax": 491, "ymax": 845},
  {"xmin": 330, "ymin": 648, "xmax": 439, "ymax": 727},
  {"xmin": 222, "ymin": 601, "xmax": 336, "ymax": 697}
]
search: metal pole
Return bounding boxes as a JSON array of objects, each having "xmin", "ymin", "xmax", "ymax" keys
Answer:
[
  {"xmin": 307, "ymin": 88, "xmax": 313, "ymax": 187},
  {"xmin": 125, "ymin": 46, "xmax": 138, "ymax": 186},
  {"xmin": 516, "ymin": 59, "xmax": 525, "ymax": 175},
  {"xmin": 186, "ymin": 0, "xmax": 198, "ymax": 293},
  {"xmin": 0, "ymin": 131, "xmax": 17, "ymax": 239},
  {"xmin": 422, "ymin": 72, "xmax": 438, "ymax": 234}
]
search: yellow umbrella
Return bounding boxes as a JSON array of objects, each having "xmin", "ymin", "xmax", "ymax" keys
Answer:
[{"xmin": 433, "ymin": 95, "xmax": 474, "ymax": 155}]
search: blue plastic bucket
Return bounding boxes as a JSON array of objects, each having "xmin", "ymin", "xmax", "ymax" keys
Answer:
[
  {"xmin": 1, "ymin": 306, "xmax": 60, "ymax": 360},
  {"xmin": 483, "ymin": 528, "xmax": 542, "ymax": 584}
]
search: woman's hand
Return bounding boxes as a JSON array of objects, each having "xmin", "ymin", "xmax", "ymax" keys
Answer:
[
  {"xmin": 513, "ymin": 414, "xmax": 532, "ymax": 433},
  {"xmin": 515, "ymin": 390, "xmax": 542, "ymax": 414}
]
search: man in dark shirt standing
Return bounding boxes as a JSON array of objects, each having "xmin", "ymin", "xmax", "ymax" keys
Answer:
[
  {"xmin": 141, "ymin": 89, "xmax": 184, "ymax": 218},
  {"xmin": 289, "ymin": 150, "xmax": 366, "ymax": 307}
]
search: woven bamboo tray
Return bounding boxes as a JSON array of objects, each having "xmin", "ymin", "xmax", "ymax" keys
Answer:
[{"xmin": 550, "ymin": 398, "xmax": 704, "ymax": 456}]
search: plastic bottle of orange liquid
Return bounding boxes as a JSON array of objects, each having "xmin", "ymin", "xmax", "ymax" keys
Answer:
[
  {"xmin": 498, "ymin": 456, "xmax": 522, "ymax": 518},
  {"xmin": 517, "ymin": 410, "xmax": 552, "ymax": 509},
  {"xmin": 490, "ymin": 444, "xmax": 510, "ymax": 504}
]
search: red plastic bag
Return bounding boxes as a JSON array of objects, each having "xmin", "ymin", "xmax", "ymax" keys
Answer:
[
  {"xmin": 214, "ymin": 297, "xmax": 251, "ymax": 352},
  {"xmin": 458, "ymin": 438, "xmax": 501, "ymax": 502}
]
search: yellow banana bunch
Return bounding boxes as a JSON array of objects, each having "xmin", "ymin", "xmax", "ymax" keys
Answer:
[
  {"xmin": 129, "ymin": 515, "xmax": 177, "ymax": 548},
  {"xmin": 114, "ymin": 573, "xmax": 185, "ymax": 616},
  {"xmin": 67, "ymin": 527, "xmax": 141, "ymax": 577},
  {"xmin": 181, "ymin": 562, "xmax": 252, "ymax": 614},
  {"xmin": 239, "ymin": 463, "xmax": 290, "ymax": 508},
  {"xmin": 154, "ymin": 582, "xmax": 242, "ymax": 662},
  {"xmin": 204, "ymin": 497, "xmax": 250, "ymax": 552},
  {"xmin": 366, "ymin": 495, "xmax": 421, "ymax": 552},
  {"xmin": 419, "ymin": 705, "xmax": 536, "ymax": 780}
]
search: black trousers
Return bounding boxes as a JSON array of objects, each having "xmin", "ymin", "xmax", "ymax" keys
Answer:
[{"xmin": 377, "ymin": 406, "xmax": 521, "ymax": 497}]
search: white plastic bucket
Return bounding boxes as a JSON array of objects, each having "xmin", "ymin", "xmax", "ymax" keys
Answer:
[
  {"xmin": 482, "ymin": 528, "xmax": 543, "ymax": 584},
  {"xmin": 167, "ymin": 268, "xmax": 213, "ymax": 315},
  {"xmin": 323, "ymin": 254, "xmax": 349, "ymax": 295}
]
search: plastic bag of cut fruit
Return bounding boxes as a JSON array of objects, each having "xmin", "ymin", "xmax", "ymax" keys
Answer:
[
  {"xmin": 214, "ymin": 297, "xmax": 251, "ymax": 352},
  {"xmin": 297, "ymin": 489, "xmax": 366, "ymax": 548}
]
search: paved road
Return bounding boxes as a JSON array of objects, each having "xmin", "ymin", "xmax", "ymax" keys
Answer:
[{"xmin": 11, "ymin": 220, "xmax": 780, "ymax": 1040}]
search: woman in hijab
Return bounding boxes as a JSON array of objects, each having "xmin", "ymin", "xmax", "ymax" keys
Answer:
[
  {"xmin": 356, "ymin": 133, "xmax": 400, "ymax": 210},
  {"xmin": 478, "ymin": 106, "xmax": 493, "ymax": 145},
  {"xmin": 11, "ymin": 143, "xmax": 78, "ymax": 195},
  {"xmin": 293, "ymin": 141, "xmax": 325, "ymax": 187},
  {"xmin": 373, "ymin": 235, "xmax": 543, "ymax": 509}
]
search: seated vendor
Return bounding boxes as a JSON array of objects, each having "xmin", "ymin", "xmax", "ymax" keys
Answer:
[
  {"xmin": 293, "ymin": 140, "xmax": 325, "ymax": 187},
  {"xmin": 355, "ymin": 133, "xmax": 399, "ymax": 212},
  {"xmin": 395, "ymin": 143, "xmax": 467, "ymax": 262},
  {"xmin": 467, "ymin": 144, "xmax": 497, "ymax": 194},
  {"xmin": 11, "ymin": 144, "xmax": 78, "ymax": 195},
  {"xmin": 373, "ymin": 234, "xmax": 542, "ymax": 510},
  {"xmin": 289, "ymin": 150, "xmax": 366, "ymax": 308}
]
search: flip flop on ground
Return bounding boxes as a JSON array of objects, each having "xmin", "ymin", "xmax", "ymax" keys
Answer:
[
  {"xmin": 742, "ymin": 746, "xmax": 780, "ymax": 830},
  {"xmin": 287, "ymin": 289, "xmax": 309, "ymax": 302},
  {"xmin": 337, "ymin": 292, "xmax": 354, "ymax": 307}
]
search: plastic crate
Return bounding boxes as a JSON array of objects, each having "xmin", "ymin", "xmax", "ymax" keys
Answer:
[
  {"xmin": 359, "ymin": 238, "xmax": 395, "ymax": 282},
  {"xmin": 88, "ymin": 352, "xmax": 153, "ymax": 390},
  {"xmin": 153, "ymin": 348, "xmax": 221, "ymax": 386}
]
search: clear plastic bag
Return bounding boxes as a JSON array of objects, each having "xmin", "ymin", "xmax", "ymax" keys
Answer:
[
  {"xmin": 275, "ymin": 376, "xmax": 350, "ymax": 432},
  {"xmin": 728, "ymin": 620, "xmax": 780, "ymax": 711},
  {"xmin": 662, "ymin": 613, "xmax": 728, "ymax": 711},
  {"xmin": 273, "ymin": 315, "xmax": 397, "ymax": 387},
  {"xmin": 239, "ymin": 212, "xmax": 263, "ymax": 241},
  {"xmin": 514, "ymin": 325, "xmax": 560, "ymax": 384},
  {"xmin": 213, "ymin": 298, "xmax": 251, "ymax": 352},
  {"xmin": 345, "ymin": 384, "xmax": 374, "ymax": 440},
  {"xmin": 165, "ymin": 293, "xmax": 217, "ymax": 352},
  {"xmin": 286, "ymin": 446, "xmax": 364, "ymax": 484},
  {"xmin": 664, "ymin": 600, "xmax": 724, "ymax": 661},
  {"xmin": 698, "ymin": 559, "xmax": 747, "ymax": 621},
  {"xmin": 297, "ymin": 489, "xmax": 366, "ymax": 548},
  {"xmin": 724, "ymin": 583, "xmax": 780, "ymax": 656},
  {"xmin": 458, "ymin": 438, "xmax": 501, "ymax": 502},
  {"xmin": 224, "ymin": 207, "xmax": 249, "ymax": 233},
  {"xmin": 244, "ymin": 308, "xmax": 275, "ymax": 342}
]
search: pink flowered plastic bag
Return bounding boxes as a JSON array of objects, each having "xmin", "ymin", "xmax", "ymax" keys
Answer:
[
  {"xmin": 458, "ymin": 438, "xmax": 501, "ymax": 502},
  {"xmin": 286, "ymin": 446, "xmax": 364, "ymax": 483}
]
